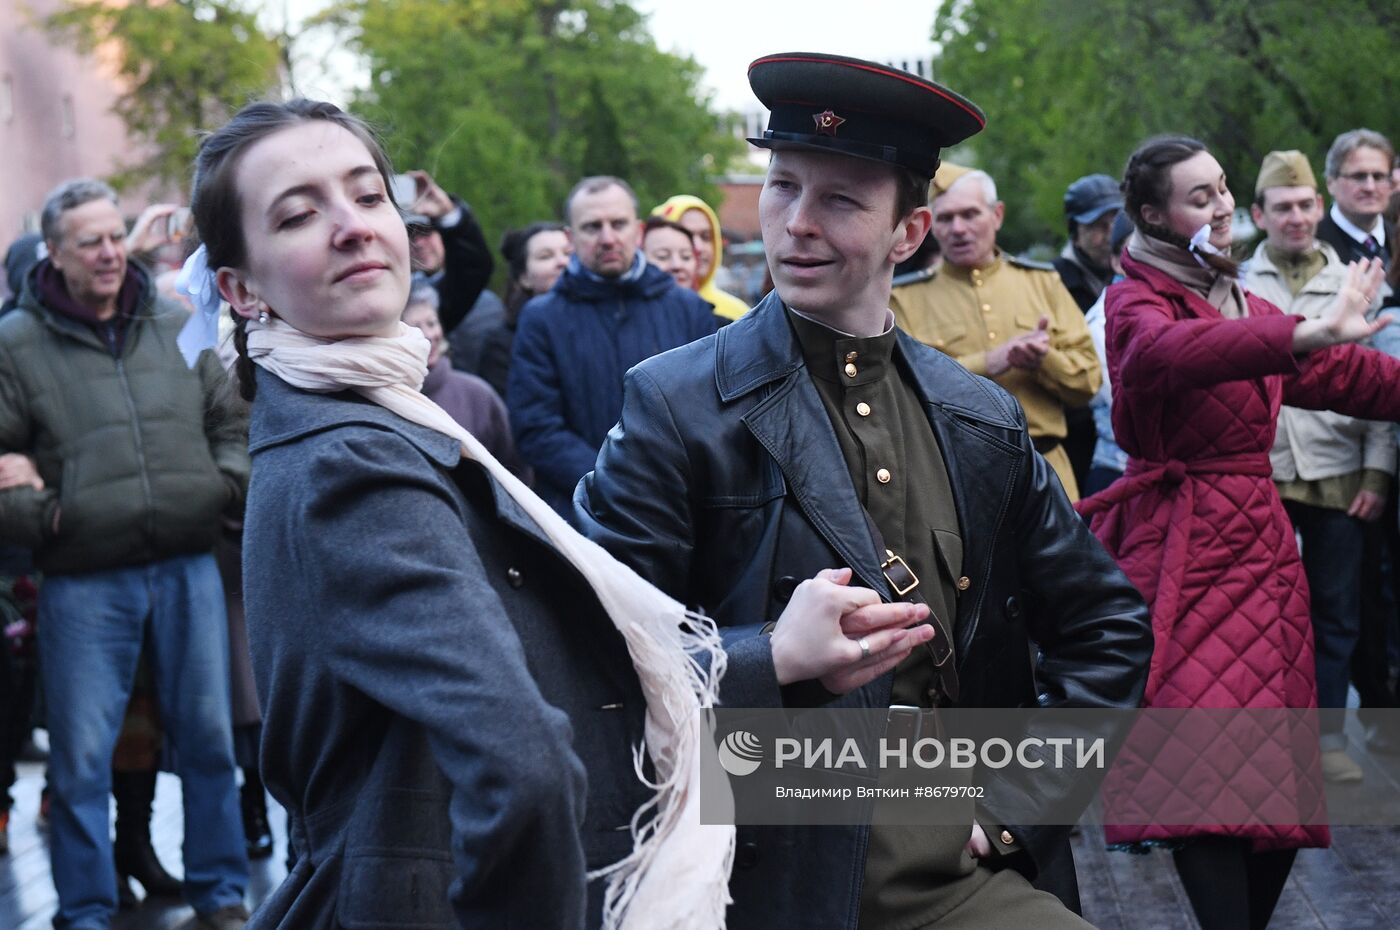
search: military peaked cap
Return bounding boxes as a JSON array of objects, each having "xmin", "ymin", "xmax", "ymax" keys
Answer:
[{"xmin": 747, "ymin": 52, "xmax": 985, "ymax": 179}]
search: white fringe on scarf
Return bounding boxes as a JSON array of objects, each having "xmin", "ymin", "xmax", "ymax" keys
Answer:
[{"xmin": 245, "ymin": 318, "xmax": 736, "ymax": 929}]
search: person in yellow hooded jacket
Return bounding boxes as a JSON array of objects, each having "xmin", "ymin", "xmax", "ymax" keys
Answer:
[{"xmin": 652, "ymin": 194, "xmax": 751, "ymax": 322}]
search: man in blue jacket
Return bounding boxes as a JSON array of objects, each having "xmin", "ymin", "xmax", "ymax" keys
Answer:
[{"xmin": 507, "ymin": 176, "xmax": 717, "ymax": 515}]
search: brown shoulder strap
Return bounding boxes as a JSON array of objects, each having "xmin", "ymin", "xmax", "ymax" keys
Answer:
[{"xmin": 859, "ymin": 509, "xmax": 960, "ymax": 705}]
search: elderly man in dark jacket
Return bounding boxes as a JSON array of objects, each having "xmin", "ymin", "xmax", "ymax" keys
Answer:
[
  {"xmin": 576, "ymin": 54, "xmax": 1151, "ymax": 929},
  {"xmin": 507, "ymin": 175, "xmax": 717, "ymax": 516},
  {"xmin": 0, "ymin": 179, "xmax": 250, "ymax": 930}
]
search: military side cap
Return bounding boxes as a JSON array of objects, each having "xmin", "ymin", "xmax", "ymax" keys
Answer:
[
  {"xmin": 1255, "ymin": 150, "xmax": 1317, "ymax": 194},
  {"xmin": 747, "ymin": 52, "xmax": 985, "ymax": 179},
  {"xmin": 931, "ymin": 162, "xmax": 973, "ymax": 198}
]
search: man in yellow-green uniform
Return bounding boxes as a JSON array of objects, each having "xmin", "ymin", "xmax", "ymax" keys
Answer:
[{"xmin": 892, "ymin": 165, "xmax": 1099, "ymax": 500}]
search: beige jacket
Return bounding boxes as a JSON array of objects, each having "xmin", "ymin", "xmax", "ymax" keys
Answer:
[{"xmin": 1245, "ymin": 240, "xmax": 1395, "ymax": 481}]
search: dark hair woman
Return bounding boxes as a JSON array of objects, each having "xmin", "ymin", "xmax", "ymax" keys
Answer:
[
  {"xmin": 477, "ymin": 222, "xmax": 570, "ymax": 396},
  {"xmin": 178, "ymin": 98, "xmax": 933, "ymax": 929},
  {"xmin": 1079, "ymin": 135, "xmax": 1400, "ymax": 930}
]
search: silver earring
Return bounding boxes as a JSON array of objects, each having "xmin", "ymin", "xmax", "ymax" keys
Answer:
[{"xmin": 257, "ymin": 309, "xmax": 270, "ymax": 324}]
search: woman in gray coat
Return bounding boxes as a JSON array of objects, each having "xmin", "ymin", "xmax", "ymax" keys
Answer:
[{"xmin": 178, "ymin": 98, "xmax": 931, "ymax": 930}]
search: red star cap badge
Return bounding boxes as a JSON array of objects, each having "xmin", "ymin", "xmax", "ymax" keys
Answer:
[{"xmin": 813, "ymin": 109, "xmax": 846, "ymax": 136}]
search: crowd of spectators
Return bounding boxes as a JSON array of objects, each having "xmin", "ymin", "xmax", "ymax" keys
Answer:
[{"xmin": 0, "ymin": 111, "xmax": 1398, "ymax": 930}]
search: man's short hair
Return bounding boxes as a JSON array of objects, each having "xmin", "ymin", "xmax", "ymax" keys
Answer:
[
  {"xmin": 1324, "ymin": 129, "xmax": 1395, "ymax": 180},
  {"xmin": 892, "ymin": 165, "xmax": 929, "ymax": 225},
  {"xmin": 940, "ymin": 170, "xmax": 998, "ymax": 207},
  {"xmin": 40, "ymin": 178, "xmax": 119, "ymax": 245},
  {"xmin": 564, "ymin": 176, "xmax": 639, "ymax": 225},
  {"xmin": 404, "ymin": 278, "xmax": 440, "ymax": 314}
]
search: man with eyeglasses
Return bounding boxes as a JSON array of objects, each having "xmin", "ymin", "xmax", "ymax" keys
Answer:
[
  {"xmin": 1318, "ymin": 129, "xmax": 1400, "ymax": 766},
  {"xmin": 1318, "ymin": 129, "xmax": 1395, "ymax": 270}
]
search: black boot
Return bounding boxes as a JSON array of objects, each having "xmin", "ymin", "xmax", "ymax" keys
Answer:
[
  {"xmin": 113, "ymin": 769, "xmax": 182, "ymax": 899},
  {"xmin": 241, "ymin": 769, "xmax": 273, "ymax": 860}
]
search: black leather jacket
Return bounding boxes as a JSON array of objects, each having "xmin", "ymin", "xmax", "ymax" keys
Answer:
[{"xmin": 576, "ymin": 293, "xmax": 1151, "ymax": 929}]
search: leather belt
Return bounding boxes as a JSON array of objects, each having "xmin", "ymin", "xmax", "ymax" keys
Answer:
[{"xmin": 861, "ymin": 509, "xmax": 959, "ymax": 706}]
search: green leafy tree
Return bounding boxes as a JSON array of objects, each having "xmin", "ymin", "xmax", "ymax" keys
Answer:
[
  {"xmin": 932, "ymin": 0, "xmax": 1400, "ymax": 251},
  {"xmin": 44, "ymin": 0, "xmax": 284, "ymax": 194},
  {"xmin": 316, "ymin": 0, "xmax": 740, "ymax": 254}
]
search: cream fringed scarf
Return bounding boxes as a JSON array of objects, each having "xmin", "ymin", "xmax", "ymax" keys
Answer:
[{"xmin": 245, "ymin": 318, "xmax": 735, "ymax": 930}]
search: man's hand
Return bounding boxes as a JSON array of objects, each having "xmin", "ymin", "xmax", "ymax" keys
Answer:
[
  {"xmin": 0, "ymin": 453, "xmax": 43, "ymax": 491},
  {"xmin": 985, "ymin": 318, "xmax": 1051, "ymax": 376},
  {"xmin": 769, "ymin": 567, "xmax": 932, "ymax": 693},
  {"xmin": 124, "ymin": 203, "xmax": 180, "ymax": 256},
  {"xmin": 1348, "ymin": 488, "xmax": 1386, "ymax": 522},
  {"xmin": 966, "ymin": 820, "xmax": 992, "ymax": 858},
  {"xmin": 407, "ymin": 170, "xmax": 455, "ymax": 220}
]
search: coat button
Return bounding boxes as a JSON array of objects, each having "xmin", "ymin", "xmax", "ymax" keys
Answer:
[
  {"xmin": 506, "ymin": 567, "xmax": 523, "ymax": 588},
  {"xmin": 956, "ymin": 576, "xmax": 971, "ymax": 591},
  {"xmin": 876, "ymin": 468, "xmax": 891, "ymax": 484},
  {"xmin": 1000, "ymin": 829, "xmax": 1014, "ymax": 846},
  {"xmin": 774, "ymin": 575, "xmax": 799, "ymax": 603},
  {"xmin": 844, "ymin": 362, "xmax": 858, "ymax": 378},
  {"xmin": 1005, "ymin": 596, "xmax": 1021, "ymax": 618},
  {"xmin": 856, "ymin": 402, "xmax": 871, "ymax": 417},
  {"xmin": 735, "ymin": 841, "xmax": 760, "ymax": 870}
]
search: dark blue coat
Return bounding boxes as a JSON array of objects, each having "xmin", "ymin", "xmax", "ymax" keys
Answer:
[
  {"xmin": 506, "ymin": 258, "xmax": 717, "ymax": 515},
  {"xmin": 243, "ymin": 371, "xmax": 649, "ymax": 930}
]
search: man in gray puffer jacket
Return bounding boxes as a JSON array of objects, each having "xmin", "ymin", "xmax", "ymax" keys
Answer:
[{"xmin": 0, "ymin": 178, "xmax": 250, "ymax": 930}]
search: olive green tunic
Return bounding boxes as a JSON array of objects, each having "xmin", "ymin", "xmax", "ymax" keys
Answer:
[{"xmin": 788, "ymin": 309, "xmax": 1086, "ymax": 930}]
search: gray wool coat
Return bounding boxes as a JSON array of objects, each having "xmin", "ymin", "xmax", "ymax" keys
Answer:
[{"xmin": 242, "ymin": 370, "xmax": 649, "ymax": 930}]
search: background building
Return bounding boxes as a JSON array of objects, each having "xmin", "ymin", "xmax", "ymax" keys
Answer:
[{"xmin": 0, "ymin": 0, "xmax": 153, "ymax": 246}]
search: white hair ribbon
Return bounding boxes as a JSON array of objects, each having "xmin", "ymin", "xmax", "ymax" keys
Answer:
[{"xmin": 175, "ymin": 244, "xmax": 222, "ymax": 367}]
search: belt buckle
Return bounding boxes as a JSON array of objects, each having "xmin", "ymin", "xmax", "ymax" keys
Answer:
[
  {"xmin": 881, "ymin": 549, "xmax": 920, "ymax": 597},
  {"xmin": 885, "ymin": 704, "xmax": 923, "ymax": 743}
]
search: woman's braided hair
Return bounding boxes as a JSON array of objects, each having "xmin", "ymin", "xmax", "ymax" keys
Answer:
[
  {"xmin": 1121, "ymin": 134, "xmax": 1239, "ymax": 276},
  {"xmin": 189, "ymin": 99, "xmax": 401, "ymax": 401}
]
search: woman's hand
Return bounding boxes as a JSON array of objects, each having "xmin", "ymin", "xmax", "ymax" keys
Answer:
[
  {"xmin": 770, "ymin": 567, "xmax": 933, "ymax": 694},
  {"xmin": 1293, "ymin": 258, "xmax": 1389, "ymax": 352}
]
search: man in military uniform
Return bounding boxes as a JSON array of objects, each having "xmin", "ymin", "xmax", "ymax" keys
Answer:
[
  {"xmin": 576, "ymin": 52, "xmax": 1150, "ymax": 929},
  {"xmin": 891, "ymin": 168, "xmax": 1100, "ymax": 500},
  {"xmin": 1248, "ymin": 150, "xmax": 1394, "ymax": 783}
]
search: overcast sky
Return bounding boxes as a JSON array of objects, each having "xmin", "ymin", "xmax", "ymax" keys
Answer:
[
  {"xmin": 632, "ymin": 0, "xmax": 941, "ymax": 112},
  {"xmin": 282, "ymin": 0, "xmax": 942, "ymax": 114}
]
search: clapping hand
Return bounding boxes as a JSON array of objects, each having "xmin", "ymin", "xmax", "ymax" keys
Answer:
[{"xmin": 986, "ymin": 317, "xmax": 1051, "ymax": 375}]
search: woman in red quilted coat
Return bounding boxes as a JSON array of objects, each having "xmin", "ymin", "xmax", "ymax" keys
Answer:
[{"xmin": 1079, "ymin": 135, "xmax": 1396, "ymax": 930}]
